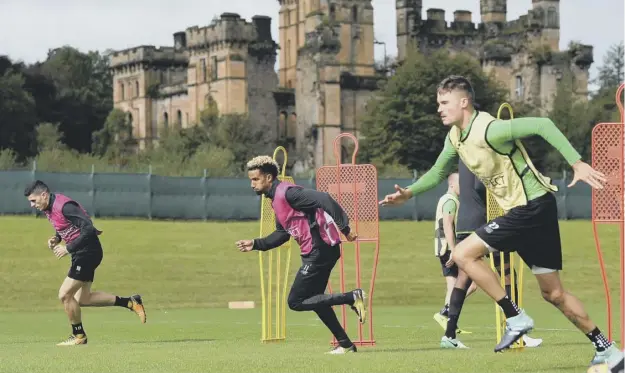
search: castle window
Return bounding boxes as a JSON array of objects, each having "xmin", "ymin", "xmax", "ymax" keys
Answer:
[
  {"xmin": 287, "ymin": 113, "xmax": 297, "ymax": 138},
  {"xmin": 177, "ymin": 110, "xmax": 182, "ymax": 127},
  {"xmin": 163, "ymin": 112, "xmax": 169, "ymax": 129},
  {"xmin": 547, "ymin": 7, "xmax": 558, "ymax": 28},
  {"xmin": 211, "ymin": 56, "xmax": 218, "ymax": 80},
  {"xmin": 127, "ymin": 113, "xmax": 134, "ymax": 138},
  {"xmin": 351, "ymin": 5, "xmax": 358, "ymax": 23},
  {"xmin": 120, "ymin": 82, "xmax": 125, "ymax": 100},
  {"xmin": 201, "ymin": 58, "xmax": 207, "ymax": 82},
  {"xmin": 515, "ymin": 76, "xmax": 524, "ymax": 98},
  {"xmin": 278, "ymin": 111, "xmax": 287, "ymax": 138},
  {"xmin": 329, "ymin": 4, "xmax": 336, "ymax": 21},
  {"xmin": 135, "ymin": 81, "xmax": 139, "ymax": 97}
]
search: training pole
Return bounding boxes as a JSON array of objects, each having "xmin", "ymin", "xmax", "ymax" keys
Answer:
[
  {"xmin": 486, "ymin": 103, "xmax": 525, "ymax": 350},
  {"xmin": 258, "ymin": 146, "xmax": 294, "ymax": 343}
]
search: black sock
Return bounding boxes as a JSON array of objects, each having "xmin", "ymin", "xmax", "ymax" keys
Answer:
[
  {"xmin": 440, "ymin": 303, "xmax": 449, "ymax": 317},
  {"xmin": 114, "ymin": 296, "xmax": 132, "ymax": 309},
  {"xmin": 496, "ymin": 295, "xmax": 520, "ymax": 318},
  {"xmin": 445, "ymin": 288, "xmax": 467, "ymax": 339},
  {"xmin": 72, "ymin": 323, "xmax": 85, "ymax": 336},
  {"xmin": 505, "ymin": 272, "xmax": 519, "ymax": 302},
  {"xmin": 586, "ymin": 327, "xmax": 611, "ymax": 352},
  {"xmin": 315, "ymin": 307, "xmax": 352, "ymax": 348}
]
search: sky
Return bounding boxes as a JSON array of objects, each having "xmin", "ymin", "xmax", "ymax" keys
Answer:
[{"xmin": 1, "ymin": 0, "xmax": 623, "ymax": 89}]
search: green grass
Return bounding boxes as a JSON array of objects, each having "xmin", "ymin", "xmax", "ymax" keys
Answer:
[{"xmin": 0, "ymin": 217, "xmax": 622, "ymax": 372}]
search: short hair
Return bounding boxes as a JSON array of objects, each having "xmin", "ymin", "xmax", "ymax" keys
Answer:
[
  {"xmin": 246, "ymin": 156, "xmax": 279, "ymax": 179},
  {"xmin": 437, "ymin": 75, "xmax": 476, "ymax": 104},
  {"xmin": 24, "ymin": 180, "xmax": 50, "ymax": 197}
]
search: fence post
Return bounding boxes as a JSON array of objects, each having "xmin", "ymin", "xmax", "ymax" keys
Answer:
[
  {"xmin": 561, "ymin": 169, "xmax": 568, "ymax": 220},
  {"xmin": 31, "ymin": 161, "xmax": 38, "ymax": 217},
  {"xmin": 412, "ymin": 170, "xmax": 419, "ymax": 221},
  {"xmin": 147, "ymin": 164, "xmax": 153, "ymax": 220},
  {"xmin": 202, "ymin": 169, "xmax": 208, "ymax": 221},
  {"xmin": 91, "ymin": 164, "xmax": 96, "ymax": 217}
]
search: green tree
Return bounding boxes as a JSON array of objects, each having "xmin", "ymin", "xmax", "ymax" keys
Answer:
[
  {"xmin": 0, "ymin": 69, "xmax": 38, "ymax": 160},
  {"xmin": 359, "ymin": 47, "xmax": 507, "ymax": 171},
  {"xmin": 35, "ymin": 122, "xmax": 66, "ymax": 152}
]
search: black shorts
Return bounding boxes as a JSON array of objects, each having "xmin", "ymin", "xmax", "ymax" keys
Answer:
[
  {"xmin": 438, "ymin": 251, "xmax": 458, "ymax": 277},
  {"xmin": 475, "ymin": 192, "xmax": 562, "ymax": 272},
  {"xmin": 68, "ymin": 252, "xmax": 103, "ymax": 282},
  {"xmin": 288, "ymin": 245, "xmax": 341, "ymax": 308}
]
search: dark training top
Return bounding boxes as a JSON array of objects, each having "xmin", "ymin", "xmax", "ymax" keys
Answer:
[
  {"xmin": 48, "ymin": 194, "xmax": 102, "ymax": 256},
  {"xmin": 253, "ymin": 180, "xmax": 351, "ymax": 253},
  {"xmin": 456, "ymin": 159, "xmax": 487, "ymax": 234}
]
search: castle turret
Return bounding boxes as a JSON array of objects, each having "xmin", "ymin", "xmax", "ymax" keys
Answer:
[
  {"xmin": 531, "ymin": 0, "xmax": 560, "ymax": 51},
  {"xmin": 396, "ymin": 0, "xmax": 421, "ymax": 61},
  {"xmin": 480, "ymin": 0, "xmax": 506, "ymax": 23},
  {"xmin": 109, "ymin": 46, "xmax": 188, "ymax": 148}
]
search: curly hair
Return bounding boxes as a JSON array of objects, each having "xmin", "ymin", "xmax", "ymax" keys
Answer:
[{"xmin": 246, "ymin": 155, "xmax": 279, "ymax": 179}]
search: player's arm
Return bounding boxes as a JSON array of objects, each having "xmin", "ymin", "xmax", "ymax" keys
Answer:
[
  {"xmin": 485, "ymin": 117, "xmax": 582, "ymax": 166},
  {"xmin": 61, "ymin": 202, "xmax": 98, "ymax": 254},
  {"xmin": 284, "ymin": 188, "xmax": 351, "ymax": 236},
  {"xmin": 441, "ymin": 200, "xmax": 457, "ymax": 252},
  {"xmin": 252, "ymin": 221, "xmax": 290, "ymax": 251},
  {"xmin": 405, "ymin": 136, "xmax": 458, "ymax": 197}
]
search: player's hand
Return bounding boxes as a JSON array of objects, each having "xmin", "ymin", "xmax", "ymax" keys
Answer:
[
  {"xmin": 379, "ymin": 184, "xmax": 412, "ymax": 206},
  {"xmin": 345, "ymin": 231, "xmax": 358, "ymax": 242},
  {"xmin": 236, "ymin": 240, "xmax": 254, "ymax": 252},
  {"xmin": 445, "ymin": 252, "xmax": 455, "ymax": 268},
  {"xmin": 569, "ymin": 161, "xmax": 606, "ymax": 189},
  {"xmin": 47, "ymin": 236, "xmax": 60, "ymax": 249},
  {"xmin": 52, "ymin": 244, "xmax": 68, "ymax": 259}
]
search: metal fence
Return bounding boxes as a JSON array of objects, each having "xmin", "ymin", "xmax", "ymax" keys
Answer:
[{"xmin": 1, "ymin": 169, "xmax": 593, "ymax": 221}]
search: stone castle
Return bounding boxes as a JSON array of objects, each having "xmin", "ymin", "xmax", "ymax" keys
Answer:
[{"xmin": 109, "ymin": 0, "xmax": 593, "ymax": 171}]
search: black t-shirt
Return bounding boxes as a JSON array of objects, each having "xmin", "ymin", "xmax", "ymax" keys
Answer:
[{"xmin": 456, "ymin": 159, "xmax": 487, "ymax": 234}]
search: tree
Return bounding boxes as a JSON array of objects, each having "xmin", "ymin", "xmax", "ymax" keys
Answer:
[
  {"xmin": 359, "ymin": 47, "xmax": 507, "ymax": 171},
  {"xmin": 0, "ymin": 69, "xmax": 38, "ymax": 160},
  {"xmin": 35, "ymin": 122, "xmax": 67, "ymax": 152},
  {"xmin": 92, "ymin": 108, "xmax": 134, "ymax": 157},
  {"xmin": 595, "ymin": 42, "xmax": 624, "ymax": 94}
]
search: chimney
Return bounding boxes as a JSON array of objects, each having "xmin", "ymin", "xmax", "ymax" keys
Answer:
[
  {"xmin": 426, "ymin": 8, "xmax": 445, "ymax": 21},
  {"xmin": 454, "ymin": 10, "xmax": 472, "ymax": 23},
  {"xmin": 173, "ymin": 32, "xmax": 186, "ymax": 50},
  {"xmin": 252, "ymin": 15, "xmax": 272, "ymax": 41}
]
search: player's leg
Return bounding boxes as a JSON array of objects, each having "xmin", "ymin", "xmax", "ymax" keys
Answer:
[
  {"xmin": 286, "ymin": 246, "xmax": 360, "ymax": 353},
  {"xmin": 440, "ymin": 268, "xmax": 473, "ymax": 348},
  {"xmin": 433, "ymin": 251, "xmax": 457, "ymax": 329},
  {"xmin": 57, "ymin": 275, "xmax": 88, "ymax": 346},
  {"xmin": 72, "ymin": 254, "xmax": 146, "ymax": 323},
  {"xmin": 453, "ymin": 233, "xmax": 531, "ymax": 352},
  {"xmin": 534, "ymin": 270, "xmax": 620, "ymax": 365}
]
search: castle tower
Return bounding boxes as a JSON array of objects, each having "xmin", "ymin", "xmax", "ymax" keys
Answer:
[
  {"xmin": 109, "ymin": 43, "xmax": 188, "ymax": 149},
  {"xmin": 185, "ymin": 13, "xmax": 258, "ymax": 123},
  {"xmin": 480, "ymin": 0, "xmax": 506, "ymax": 23},
  {"xmin": 278, "ymin": 0, "xmax": 375, "ymax": 89},
  {"xmin": 531, "ymin": 0, "xmax": 560, "ymax": 51},
  {"xmin": 396, "ymin": 0, "xmax": 422, "ymax": 61}
]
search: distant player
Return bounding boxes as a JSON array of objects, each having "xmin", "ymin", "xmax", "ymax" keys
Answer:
[
  {"xmin": 236, "ymin": 156, "xmax": 366, "ymax": 354},
  {"xmin": 379, "ymin": 75, "xmax": 620, "ymax": 364},
  {"xmin": 433, "ymin": 172, "xmax": 476, "ymax": 335},
  {"xmin": 24, "ymin": 180, "xmax": 146, "ymax": 346},
  {"xmin": 438, "ymin": 159, "xmax": 543, "ymax": 349}
]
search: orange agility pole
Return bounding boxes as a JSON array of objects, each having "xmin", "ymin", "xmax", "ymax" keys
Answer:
[
  {"xmin": 591, "ymin": 82, "xmax": 624, "ymax": 344},
  {"xmin": 315, "ymin": 133, "xmax": 380, "ymax": 347}
]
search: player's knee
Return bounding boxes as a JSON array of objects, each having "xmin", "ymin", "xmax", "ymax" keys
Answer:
[
  {"xmin": 287, "ymin": 298, "xmax": 304, "ymax": 311},
  {"xmin": 58, "ymin": 291, "xmax": 74, "ymax": 303},
  {"xmin": 541, "ymin": 287, "xmax": 565, "ymax": 305}
]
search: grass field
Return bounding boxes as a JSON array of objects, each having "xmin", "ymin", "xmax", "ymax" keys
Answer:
[{"xmin": 0, "ymin": 216, "xmax": 622, "ymax": 373}]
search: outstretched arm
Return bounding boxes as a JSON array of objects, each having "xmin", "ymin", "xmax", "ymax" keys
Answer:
[
  {"xmin": 485, "ymin": 117, "xmax": 582, "ymax": 165},
  {"xmin": 252, "ymin": 221, "xmax": 290, "ymax": 251},
  {"xmin": 406, "ymin": 137, "xmax": 458, "ymax": 196},
  {"xmin": 486, "ymin": 117, "xmax": 606, "ymax": 188}
]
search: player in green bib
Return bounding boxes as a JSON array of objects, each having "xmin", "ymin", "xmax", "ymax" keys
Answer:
[
  {"xmin": 432, "ymin": 173, "xmax": 476, "ymax": 338},
  {"xmin": 380, "ymin": 75, "xmax": 620, "ymax": 366}
]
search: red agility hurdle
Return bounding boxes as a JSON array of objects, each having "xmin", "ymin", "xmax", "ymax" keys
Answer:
[
  {"xmin": 315, "ymin": 133, "xmax": 380, "ymax": 347},
  {"xmin": 591, "ymin": 82, "xmax": 625, "ymax": 344}
]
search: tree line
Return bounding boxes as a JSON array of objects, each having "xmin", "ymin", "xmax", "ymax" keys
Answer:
[{"xmin": 0, "ymin": 42, "xmax": 623, "ymax": 177}]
